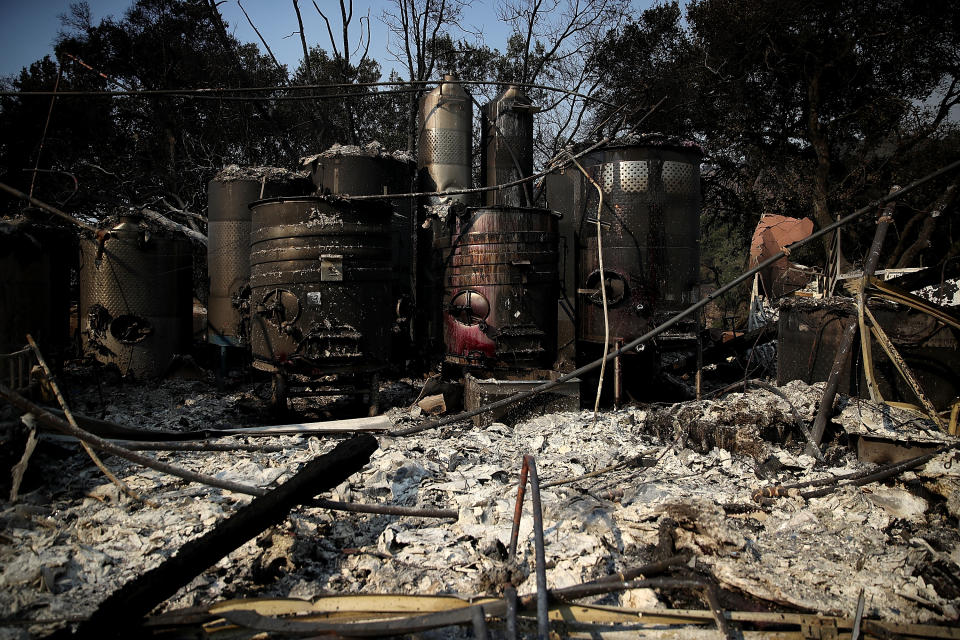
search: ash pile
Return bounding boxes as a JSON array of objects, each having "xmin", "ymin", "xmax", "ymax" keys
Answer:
[{"xmin": 2, "ymin": 367, "xmax": 959, "ymax": 638}]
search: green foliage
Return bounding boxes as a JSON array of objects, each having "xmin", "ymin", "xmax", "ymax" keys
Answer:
[{"xmin": 590, "ymin": 0, "xmax": 960, "ymax": 279}]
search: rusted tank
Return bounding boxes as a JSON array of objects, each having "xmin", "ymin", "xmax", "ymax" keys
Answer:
[
  {"xmin": 576, "ymin": 138, "xmax": 702, "ymax": 347},
  {"xmin": 417, "ymin": 74, "xmax": 473, "ymax": 206},
  {"xmin": 480, "ymin": 85, "xmax": 535, "ymax": 207},
  {"xmin": 207, "ymin": 166, "xmax": 312, "ymax": 346},
  {"xmin": 79, "ymin": 214, "xmax": 193, "ymax": 378},
  {"xmin": 0, "ymin": 216, "xmax": 72, "ymax": 361},
  {"xmin": 440, "ymin": 206, "xmax": 560, "ymax": 370},
  {"xmin": 248, "ymin": 196, "xmax": 393, "ymax": 374}
]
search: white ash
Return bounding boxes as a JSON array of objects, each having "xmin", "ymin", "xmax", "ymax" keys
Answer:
[
  {"xmin": 1, "ymin": 376, "xmax": 959, "ymax": 637},
  {"xmin": 212, "ymin": 165, "xmax": 309, "ymax": 183},
  {"xmin": 301, "ymin": 142, "xmax": 415, "ymax": 165}
]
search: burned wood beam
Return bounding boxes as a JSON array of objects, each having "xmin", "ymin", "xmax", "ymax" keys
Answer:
[{"xmin": 69, "ymin": 434, "xmax": 377, "ymax": 638}]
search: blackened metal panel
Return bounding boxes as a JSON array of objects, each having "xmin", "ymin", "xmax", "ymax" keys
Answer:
[
  {"xmin": 577, "ymin": 143, "xmax": 702, "ymax": 346},
  {"xmin": 248, "ymin": 196, "xmax": 393, "ymax": 374},
  {"xmin": 776, "ymin": 298, "xmax": 856, "ymax": 393},
  {"xmin": 79, "ymin": 216, "xmax": 193, "ymax": 378},
  {"xmin": 440, "ymin": 206, "xmax": 559, "ymax": 370}
]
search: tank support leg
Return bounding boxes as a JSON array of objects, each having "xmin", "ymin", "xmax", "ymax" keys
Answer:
[
  {"xmin": 367, "ymin": 373, "xmax": 380, "ymax": 417},
  {"xmin": 614, "ymin": 339, "xmax": 623, "ymax": 409},
  {"xmin": 270, "ymin": 372, "xmax": 287, "ymax": 414}
]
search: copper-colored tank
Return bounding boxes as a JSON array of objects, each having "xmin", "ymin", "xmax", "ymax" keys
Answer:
[{"xmin": 440, "ymin": 206, "xmax": 559, "ymax": 370}]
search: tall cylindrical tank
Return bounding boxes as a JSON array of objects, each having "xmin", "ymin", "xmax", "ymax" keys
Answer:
[
  {"xmin": 79, "ymin": 215, "xmax": 193, "ymax": 378},
  {"xmin": 0, "ymin": 216, "xmax": 72, "ymax": 361},
  {"xmin": 577, "ymin": 139, "xmax": 702, "ymax": 346},
  {"xmin": 440, "ymin": 206, "xmax": 559, "ymax": 370},
  {"xmin": 480, "ymin": 85, "xmax": 535, "ymax": 207},
  {"xmin": 248, "ymin": 196, "xmax": 393, "ymax": 373},
  {"xmin": 207, "ymin": 166, "xmax": 312, "ymax": 346},
  {"xmin": 417, "ymin": 74, "xmax": 473, "ymax": 206}
]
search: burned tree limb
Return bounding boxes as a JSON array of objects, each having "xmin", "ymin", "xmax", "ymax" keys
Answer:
[{"xmin": 70, "ymin": 434, "xmax": 377, "ymax": 637}]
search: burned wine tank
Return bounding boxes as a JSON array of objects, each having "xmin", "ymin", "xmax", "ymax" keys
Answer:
[
  {"xmin": 79, "ymin": 214, "xmax": 193, "ymax": 378},
  {"xmin": 304, "ymin": 145, "xmax": 416, "ymax": 353},
  {"xmin": 248, "ymin": 196, "xmax": 393, "ymax": 378},
  {"xmin": 440, "ymin": 206, "xmax": 560, "ymax": 370},
  {"xmin": 576, "ymin": 138, "xmax": 702, "ymax": 347},
  {"xmin": 480, "ymin": 85, "xmax": 536, "ymax": 207},
  {"xmin": 207, "ymin": 166, "xmax": 312, "ymax": 347}
]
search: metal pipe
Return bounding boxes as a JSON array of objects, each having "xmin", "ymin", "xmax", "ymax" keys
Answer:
[
  {"xmin": 504, "ymin": 584, "xmax": 518, "ymax": 640},
  {"xmin": 390, "ymin": 159, "xmax": 960, "ymax": 438},
  {"xmin": 508, "ymin": 456, "xmax": 531, "ymax": 562},
  {"xmin": 810, "ymin": 194, "xmax": 898, "ymax": 448},
  {"xmin": 614, "ymin": 338, "xmax": 623, "ymax": 408},
  {"xmin": 527, "ymin": 456, "xmax": 549, "ymax": 640},
  {"xmin": 470, "ymin": 604, "xmax": 489, "ymax": 640},
  {"xmin": 308, "ymin": 499, "xmax": 458, "ymax": 519}
]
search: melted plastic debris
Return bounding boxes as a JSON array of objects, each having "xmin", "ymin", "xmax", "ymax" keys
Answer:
[{"xmin": 1, "ymin": 376, "xmax": 958, "ymax": 635}]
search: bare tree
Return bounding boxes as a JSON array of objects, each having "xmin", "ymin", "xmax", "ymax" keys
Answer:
[
  {"xmin": 381, "ymin": 0, "xmax": 471, "ymax": 151},
  {"xmin": 496, "ymin": 0, "xmax": 630, "ymax": 163},
  {"xmin": 313, "ymin": 0, "xmax": 374, "ymax": 144}
]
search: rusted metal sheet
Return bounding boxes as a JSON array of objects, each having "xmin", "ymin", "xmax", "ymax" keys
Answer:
[
  {"xmin": 440, "ymin": 206, "xmax": 559, "ymax": 370},
  {"xmin": 207, "ymin": 168, "xmax": 312, "ymax": 346},
  {"xmin": 749, "ymin": 214, "xmax": 815, "ymax": 298},
  {"xmin": 79, "ymin": 215, "xmax": 193, "ymax": 378},
  {"xmin": 0, "ymin": 216, "xmax": 72, "ymax": 362},
  {"xmin": 480, "ymin": 85, "xmax": 535, "ymax": 207},
  {"xmin": 577, "ymin": 141, "xmax": 702, "ymax": 347},
  {"xmin": 248, "ymin": 196, "xmax": 393, "ymax": 374}
]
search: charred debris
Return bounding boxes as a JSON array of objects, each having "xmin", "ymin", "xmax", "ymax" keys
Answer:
[{"xmin": 1, "ymin": 78, "xmax": 960, "ymax": 639}]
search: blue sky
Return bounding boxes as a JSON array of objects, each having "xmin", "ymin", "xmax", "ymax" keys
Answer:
[{"xmin": 0, "ymin": 0, "xmax": 518, "ymax": 80}]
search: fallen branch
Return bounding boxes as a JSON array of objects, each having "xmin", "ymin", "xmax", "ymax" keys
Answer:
[
  {"xmin": 27, "ymin": 335, "xmax": 157, "ymax": 508},
  {"xmin": 70, "ymin": 434, "xmax": 378, "ymax": 637},
  {"xmin": 0, "ymin": 383, "xmax": 266, "ymax": 496},
  {"xmin": 8, "ymin": 422, "xmax": 38, "ymax": 502}
]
